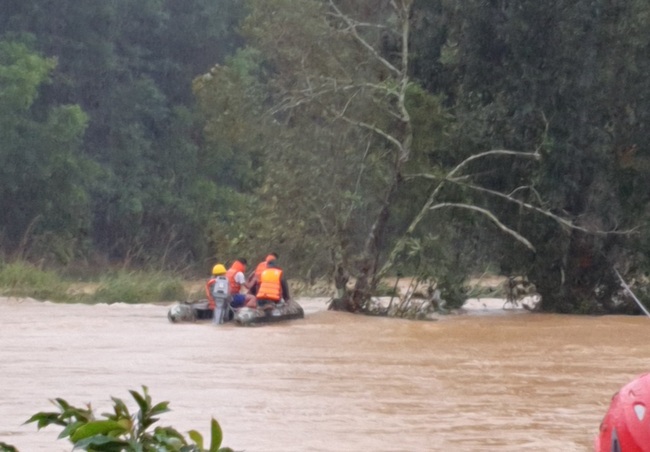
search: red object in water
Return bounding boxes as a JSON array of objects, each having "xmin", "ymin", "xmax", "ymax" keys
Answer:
[{"xmin": 595, "ymin": 372, "xmax": 650, "ymax": 452}]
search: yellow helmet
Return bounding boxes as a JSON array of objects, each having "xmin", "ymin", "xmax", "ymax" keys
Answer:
[{"xmin": 212, "ymin": 264, "xmax": 227, "ymax": 275}]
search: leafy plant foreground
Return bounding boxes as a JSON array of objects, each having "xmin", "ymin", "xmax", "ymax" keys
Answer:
[{"xmin": 0, "ymin": 386, "xmax": 234, "ymax": 452}]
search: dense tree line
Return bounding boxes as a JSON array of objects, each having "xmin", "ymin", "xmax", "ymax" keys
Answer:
[
  {"xmin": 2, "ymin": 0, "xmax": 650, "ymax": 313},
  {"xmin": 0, "ymin": 0, "xmax": 246, "ymax": 266}
]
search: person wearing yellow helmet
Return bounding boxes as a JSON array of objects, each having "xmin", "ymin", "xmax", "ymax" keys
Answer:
[
  {"xmin": 206, "ymin": 263, "xmax": 227, "ymax": 310},
  {"xmin": 212, "ymin": 264, "xmax": 227, "ymax": 276}
]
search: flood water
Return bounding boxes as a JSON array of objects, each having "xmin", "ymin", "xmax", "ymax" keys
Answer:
[{"xmin": 1, "ymin": 297, "xmax": 649, "ymax": 451}]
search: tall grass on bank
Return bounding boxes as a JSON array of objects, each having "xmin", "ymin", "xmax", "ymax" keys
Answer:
[
  {"xmin": 0, "ymin": 260, "xmax": 188, "ymax": 303},
  {"xmin": 0, "ymin": 261, "xmax": 69, "ymax": 301},
  {"xmin": 91, "ymin": 270, "xmax": 186, "ymax": 303}
]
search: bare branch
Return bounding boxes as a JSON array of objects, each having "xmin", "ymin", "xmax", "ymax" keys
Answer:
[
  {"xmin": 376, "ymin": 149, "xmax": 542, "ymax": 280},
  {"xmin": 509, "ymin": 185, "xmax": 545, "ymax": 205},
  {"xmin": 419, "ymin": 149, "xmax": 540, "ymax": 221},
  {"xmin": 429, "ymin": 203, "xmax": 536, "ymax": 251},
  {"xmin": 328, "ymin": 0, "xmax": 401, "ymax": 76},
  {"xmin": 404, "ymin": 172, "xmax": 443, "ymax": 181},
  {"xmin": 322, "ymin": 79, "xmax": 399, "ymax": 96},
  {"xmin": 337, "ymin": 90, "xmax": 360, "ymax": 118},
  {"xmin": 448, "ymin": 149, "xmax": 540, "ymax": 180},
  {"xmin": 268, "ymin": 80, "xmax": 399, "ymax": 116},
  {"xmin": 344, "ymin": 140, "xmax": 372, "ymax": 223},
  {"xmin": 334, "ymin": 113, "xmax": 404, "ymax": 156},
  {"xmin": 453, "ymin": 180, "xmax": 637, "ymax": 236}
]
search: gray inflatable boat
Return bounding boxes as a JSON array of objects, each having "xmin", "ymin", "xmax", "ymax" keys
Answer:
[{"xmin": 167, "ymin": 299, "xmax": 304, "ymax": 326}]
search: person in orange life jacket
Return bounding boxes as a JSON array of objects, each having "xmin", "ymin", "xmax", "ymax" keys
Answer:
[
  {"xmin": 226, "ymin": 258, "xmax": 256, "ymax": 308},
  {"xmin": 255, "ymin": 259, "xmax": 290, "ymax": 309},
  {"xmin": 206, "ymin": 263, "xmax": 227, "ymax": 310},
  {"xmin": 248, "ymin": 252, "xmax": 279, "ymax": 296}
]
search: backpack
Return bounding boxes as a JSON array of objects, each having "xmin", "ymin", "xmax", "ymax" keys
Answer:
[
  {"xmin": 212, "ymin": 275, "xmax": 230, "ymax": 301},
  {"xmin": 211, "ymin": 275, "xmax": 231, "ymax": 324}
]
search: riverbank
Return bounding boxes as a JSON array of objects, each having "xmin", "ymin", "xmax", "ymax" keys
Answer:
[{"xmin": 0, "ymin": 258, "xmax": 517, "ymax": 306}]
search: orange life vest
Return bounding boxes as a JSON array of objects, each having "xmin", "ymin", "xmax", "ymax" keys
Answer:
[
  {"xmin": 254, "ymin": 261, "xmax": 268, "ymax": 281},
  {"xmin": 226, "ymin": 260, "xmax": 246, "ymax": 294},
  {"xmin": 257, "ymin": 267, "xmax": 283, "ymax": 301},
  {"xmin": 205, "ymin": 278, "xmax": 216, "ymax": 309},
  {"xmin": 254, "ymin": 255, "xmax": 276, "ymax": 281}
]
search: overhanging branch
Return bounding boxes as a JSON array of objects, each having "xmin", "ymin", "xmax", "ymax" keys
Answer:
[
  {"xmin": 429, "ymin": 203, "xmax": 536, "ymax": 251},
  {"xmin": 376, "ymin": 148, "xmax": 542, "ymax": 279},
  {"xmin": 454, "ymin": 180, "xmax": 637, "ymax": 236},
  {"xmin": 448, "ymin": 149, "xmax": 540, "ymax": 180}
]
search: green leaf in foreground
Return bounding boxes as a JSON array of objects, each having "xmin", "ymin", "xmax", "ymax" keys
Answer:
[
  {"xmin": 209, "ymin": 418, "xmax": 223, "ymax": 452},
  {"xmin": 70, "ymin": 420, "xmax": 127, "ymax": 442},
  {"xmin": 0, "ymin": 442, "xmax": 19, "ymax": 452},
  {"xmin": 25, "ymin": 388, "xmax": 233, "ymax": 451},
  {"xmin": 188, "ymin": 429, "xmax": 204, "ymax": 449}
]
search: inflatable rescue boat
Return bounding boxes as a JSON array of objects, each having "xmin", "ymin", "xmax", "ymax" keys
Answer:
[{"xmin": 167, "ymin": 299, "xmax": 304, "ymax": 326}]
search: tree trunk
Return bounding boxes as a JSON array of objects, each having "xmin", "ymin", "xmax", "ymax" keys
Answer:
[{"xmin": 330, "ymin": 172, "xmax": 400, "ymax": 312}]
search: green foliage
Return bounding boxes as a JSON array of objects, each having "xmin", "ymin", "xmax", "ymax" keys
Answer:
[
  {"xmin": 193, "ymin": 47, "xmax": 267, "ymax": 195},
  {"xmin": 25, "ymin": 386, "xmax": 234, "ymax": 452},
  {"xmin": 0, "ymin": 39, "xmax": 54, "ymax": 113},
  {"xmin": 0, "ymin": 260, "xmax": 69, "ymax": 301},
  {"xmin": 0, "ymin": 38, "xmax": 92, "ymax": 260},
  {"xmin": 3, "ymin": 0, "xmax": 650, "ymax": 315},
  {"xmin": 0, "ymin": 1, "xmax": 249, "ymax": 265},
  {"xmin": 91, "ymin": 271, "xmax": 186, "ymax": 304},
  {"xmin": 0, "ymin": 443, "xmax": 18, "ymax": 452},
  {"xmin": 418, "ymin": 0, "xmax": 650, "ymax": 312}
]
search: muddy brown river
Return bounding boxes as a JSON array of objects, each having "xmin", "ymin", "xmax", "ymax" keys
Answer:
[{"xmin": 1, "ymin": 297, "xmax": 648, "ymax": 451}]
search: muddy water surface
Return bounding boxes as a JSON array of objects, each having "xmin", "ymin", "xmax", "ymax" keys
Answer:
[{"xmin": 1, "ymin": 297, "xmax": 649, "ymax": 451}]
